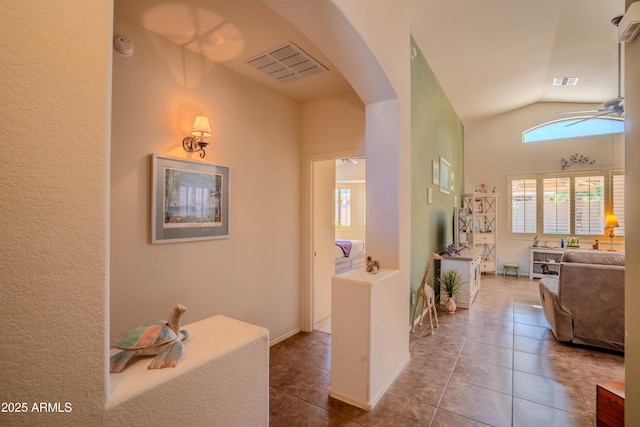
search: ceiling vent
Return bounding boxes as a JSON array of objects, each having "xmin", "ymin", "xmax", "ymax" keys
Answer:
[{"xmin": 246, "ymin": 42, "xmax": 328, "ymax": 83}]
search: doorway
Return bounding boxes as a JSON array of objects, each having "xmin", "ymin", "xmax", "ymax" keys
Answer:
[{"xmin": 312, "ymin": 157, "xmax": 366, "ymax": 333}]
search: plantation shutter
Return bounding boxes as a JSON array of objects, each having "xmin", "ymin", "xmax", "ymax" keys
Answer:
[
  {"xmin": 612, "ymin": 173, "xmax": 625, "ymax": 236},
  {"xmin": 574, "ymin": 176, "xmax": 604, "ymax": 235},
  {"xmin": 511, "ymin": 179, "xmax": 537, "ymax": 233},
  {"xmin": 543, "ymin": 178, "xmax": 570, "ymax": 234}
]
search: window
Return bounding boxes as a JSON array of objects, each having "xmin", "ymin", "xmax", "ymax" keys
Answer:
[
  {"xmin": 523, "ymin": 117, "xmax": 624, "ymax": 143},
  {"xmin": 574, "ymin": 176, "xmax": 604, "ymax": 235},
  {"xmin": 543, "ymin": 178, "xmax": 570, "ymax": 234},
  {"xmin": 511, "ymin": 179, "xmax": 536, "ymax": 233},
  {"xmin": 335, "ymin": 186, "xmax": 352, "ymax": 227},
  {"xmin": 612, "ymin": 172, "xmax": 625, "ymax": 236},
  {"xmin": 508, "ymin": 171, "xmax": 624, "ymax": 237}
]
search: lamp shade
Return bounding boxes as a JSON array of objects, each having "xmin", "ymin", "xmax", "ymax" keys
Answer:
[
  {"xmin": 192, "ymin": 116, "xmax": 212, "ymax": 137},
  {"xmin": 605, "ymin": 214, "xmax": 619, "ymax": 228}
]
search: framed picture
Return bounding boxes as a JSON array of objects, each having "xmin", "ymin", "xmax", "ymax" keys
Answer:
[
  {"xmin": 152, "ymin": 154, "xmax": 229, "ymax": 243},
  {"xmin": 432, "ymin": 160, "xmax": 440, "ymax": 186},
  {"xmin": 450, "ymin": 171, "xmax": 456, "ymax": 192},
  {"xmin": 439, "ymin": 157, "xmax": 451, "ymax": 194}
]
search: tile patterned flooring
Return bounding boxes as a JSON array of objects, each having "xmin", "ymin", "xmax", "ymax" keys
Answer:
[{"xmin": 269, "ymin": 275, "xmax": 624, "ymax": 426}]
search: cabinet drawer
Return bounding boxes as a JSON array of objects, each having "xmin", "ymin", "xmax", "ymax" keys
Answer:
[
  {"xmin": 480, "ymin": 261, "xmax": 495, "ymax": 272},
  {"xmin": 474, "ymin": 233, "xmax": 495, "ymax": 244}
]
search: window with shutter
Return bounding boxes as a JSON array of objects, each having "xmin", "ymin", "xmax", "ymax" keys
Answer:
[{"xmin": 511, "ymin": 179, "xmax": 536, "ymax": 233}]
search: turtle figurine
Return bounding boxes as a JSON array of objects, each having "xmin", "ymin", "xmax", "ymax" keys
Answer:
[{"xmin": 110, "ymin": 303, "xmax": 190, "ymax": 373}]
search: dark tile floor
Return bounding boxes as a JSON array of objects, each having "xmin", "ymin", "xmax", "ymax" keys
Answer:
[{"xmin": 269, "ymin": 275, "xmax": 624, "ymax": 426}]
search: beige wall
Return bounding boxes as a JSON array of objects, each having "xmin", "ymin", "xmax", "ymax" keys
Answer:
[
  {"xmin": 270, "ymin": 0, "xmax": 413, "ymax": 330},
  {"xmin": 1, "ymin": 1, "xmax": 112, "ymax": 424},
  {"xmin": 624, "ymin": 0, "xmax": 640, "ymax": 422},
  {"xmin": 111, "ymin": 16, "xmax": 303, "ymax": 343},
  {"xmin": 465, "ymin": 102, "xmax": 625, "ymax": 274}
]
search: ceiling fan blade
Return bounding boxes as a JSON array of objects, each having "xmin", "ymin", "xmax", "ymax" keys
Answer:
[{"xmin": 564, "ymin": 111, "xmax": 614, "ymax": 127}]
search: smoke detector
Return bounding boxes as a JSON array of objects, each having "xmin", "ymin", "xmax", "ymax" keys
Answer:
[{"xmin": 113, "ymin": 35, "xmax": 133, "ymax": 57}]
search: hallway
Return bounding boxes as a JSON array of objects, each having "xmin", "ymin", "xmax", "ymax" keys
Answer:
[{"xmin": 269, "ymin": 275, "xmax": 624, "ymax": 426}]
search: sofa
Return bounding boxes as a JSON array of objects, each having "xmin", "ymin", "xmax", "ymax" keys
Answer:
[{"xmin": 538, "ymin": 250, "xmax": 625, "ymax": 352}]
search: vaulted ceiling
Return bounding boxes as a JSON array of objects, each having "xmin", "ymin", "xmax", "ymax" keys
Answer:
[{"xmin": 115, "ymin": 0, "xmax": 625, "ymax": 125}]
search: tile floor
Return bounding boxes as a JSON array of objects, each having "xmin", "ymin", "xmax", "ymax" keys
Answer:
[{"xmin": 269, "ymin": 275, "xmax": 624, "ymax": 426}]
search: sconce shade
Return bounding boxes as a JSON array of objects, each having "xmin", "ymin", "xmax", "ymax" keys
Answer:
[
  {"xmin": 192, "ymin": 116, "xmax": 212, "ymax": 137},
  {"xmin": 605, "ymin": 214, "xmax": 619, "ymax": 228}
]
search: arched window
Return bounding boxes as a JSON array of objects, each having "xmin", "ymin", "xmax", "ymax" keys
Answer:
[{"xmin": 522, "ymin": 117, "xmax": 624, "ymax": 143}]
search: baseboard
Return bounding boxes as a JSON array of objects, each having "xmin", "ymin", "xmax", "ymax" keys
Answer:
[
  {"xmin": 329, "ymin": 354, "xmax": 410, "ymax": 411},
  {"xmin": 269, "ymin": 327, "xmax": 301, "ymax": 346}
]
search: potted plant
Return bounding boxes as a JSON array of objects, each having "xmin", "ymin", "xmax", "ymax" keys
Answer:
[{"xmin": 437, "ymin": 269, "xmax": 464, "ymax": 313}]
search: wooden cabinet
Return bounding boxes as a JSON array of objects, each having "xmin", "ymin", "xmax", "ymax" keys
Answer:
[
  {"xmin": 458, "ymin": 193, "xmax": 498, "ymax": 274},
  {"xmin": 441, "ymin": 248, "xmax": 482, "ymax": 309},
  {"xmin": 529, "ymin": 247, "xmax": 564, "ymax": 279},
  {"xmin": 597, "ymin": 381, "xmax": 624, "ymax": 426}
]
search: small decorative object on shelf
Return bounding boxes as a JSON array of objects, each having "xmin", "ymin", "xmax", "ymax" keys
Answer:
[
  {"xmin": 561, "ymin": 238, "xmax": 565, "ymax": 248},
  {"xmin": 533, "ymin": 236, "xmax": 539, "ymax": 247},
  {"xmin": 366, "ymin": 256, "xmax": 381, "ymax": 274},
  {"xmin": 566, "ymin": 236, "xmax": 580, "ymax": 247},
  {"xmin": 110, "ymin": 304, "xmax": 189, "ymax": 373},
  {"xmin": 593, "ymin": 240, "xmax": 599, "ymax": 250},
  {"xmin": 444, "ymin": 242, "xmax": 460, "ymax": 256},
  {"xmin": 561, "ymin": 153, "xmax": 595, "ymax": 170}
]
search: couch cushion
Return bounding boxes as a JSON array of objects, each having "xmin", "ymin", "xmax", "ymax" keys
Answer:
[
  {"xmin": 561, "ymin": 250, "xmax": 624, "ymax": 266},
  {"xmin": 538, "ymin": 278, "xmax": 574, "ymax": 342}
]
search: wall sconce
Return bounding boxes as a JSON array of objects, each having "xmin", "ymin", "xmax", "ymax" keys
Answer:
[
  {"xmin": 604, "ymin": 214, "xmax": 619, "ymax": 251},
  {"xmin": 182, "ymin": 116, "xmax": 211, "ymax": 158}
]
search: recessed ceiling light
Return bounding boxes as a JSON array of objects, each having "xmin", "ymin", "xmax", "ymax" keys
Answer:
[
  {"xmin": 566, "ymin": 77, "xmax": 579, "ymax": 86},
  {"xmin": 553, "ymin": 77, "xmax": 564, "ymax": 86}
]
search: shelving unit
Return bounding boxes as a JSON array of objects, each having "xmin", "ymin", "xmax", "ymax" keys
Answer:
[
  {"xmin": 529, "ymin": 247, "xmax": 564, "ymax": 279},
  {"xmin": 458, "ymin": 193, "xmax": 498, "ymax": 275}
]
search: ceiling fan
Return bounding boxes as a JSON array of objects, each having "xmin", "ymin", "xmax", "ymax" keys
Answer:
[{"xmin": 561, "ymin": 17, "xmax": 625, "ymax": 127}]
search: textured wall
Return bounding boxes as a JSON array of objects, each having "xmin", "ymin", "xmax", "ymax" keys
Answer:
[
  {"xmin": 0, "ymin": 1, "xmax": 112, "ymax": 425},
  {"xmin": 623, "ymin": 0, "xmax": 640, "ymax": 421},
  {"xmin": 110, "ymin": 16, "xmax": 302, "ymax": 344}
]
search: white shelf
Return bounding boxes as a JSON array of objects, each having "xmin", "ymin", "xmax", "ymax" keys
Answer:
[{"xmin": 458, "ymin": 193, "xmax": 498, "ymax": 275}]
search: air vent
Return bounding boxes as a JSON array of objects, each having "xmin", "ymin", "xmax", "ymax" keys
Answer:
[{"xmin": 246, "ymin": 42, "xmax": 328, "ymax": 83}]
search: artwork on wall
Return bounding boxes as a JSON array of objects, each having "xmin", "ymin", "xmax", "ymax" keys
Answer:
[
  {"xmin": 450, "ymin": 171, "xmax": 455, "ymax": 192},
  {"xmin": 432, "ymin": 160, "xmax": 440, "ymax": 186},
  {"xmin": 439, "ymin": 157, "xmax": 451, "ymax": 194},
  {"xmin": 151, "ymin": 154, "xmax": 229, "ymax": 243}
]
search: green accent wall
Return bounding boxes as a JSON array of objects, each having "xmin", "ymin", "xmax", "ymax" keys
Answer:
[{"xmin": 410, "ymin": 36, "xmax": 464, "ymax": 314}]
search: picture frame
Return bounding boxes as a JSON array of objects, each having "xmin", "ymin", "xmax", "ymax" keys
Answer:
[
  {"xmin": 439, "ymin": 157, "xmax": 451, "ymax": 194},
  {"xmin": 151, "ymin": 154, "xmax": 229, "ymax": 243},
  {"xmin": 432, "ymin": 160, "xmax": 440, "ymax": 186},
  {"xmin": 450, "ymin": 171, "xmax": 455, "ymax": 192}
]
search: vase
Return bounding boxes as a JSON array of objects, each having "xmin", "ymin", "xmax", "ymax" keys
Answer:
[{"xmin": 445, "ymin": 297, "xmax": 457, "ymax": 314}]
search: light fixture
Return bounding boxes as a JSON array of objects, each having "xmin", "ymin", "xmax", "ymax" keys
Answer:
[
  {"xmin": 182, "ymin": 116, "xmax": 211, "ymax": 158},
  {"xmin": 604, "ymin": 214, "xmax": 619, "ymax": 251}
]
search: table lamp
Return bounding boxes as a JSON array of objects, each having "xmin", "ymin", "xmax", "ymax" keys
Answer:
[{"xmin": 604, "ymin": 214, "xmax": 619, "ymax": 251}]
